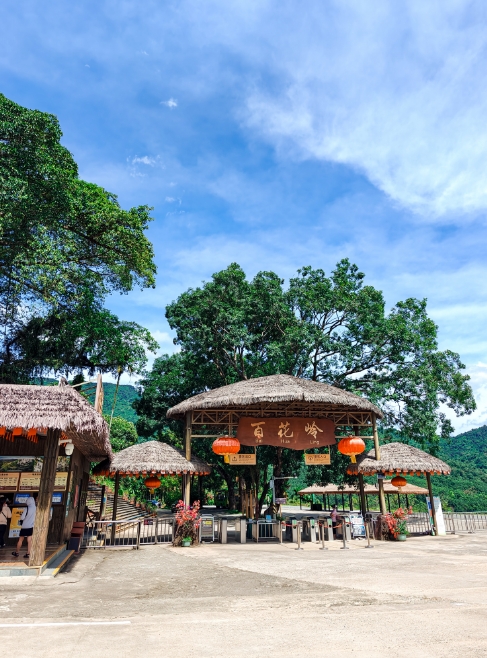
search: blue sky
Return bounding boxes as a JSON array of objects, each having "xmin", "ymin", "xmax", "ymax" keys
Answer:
[{"xmin": 2, "ymin": 0, "xmax": 487, "ymax": 431}]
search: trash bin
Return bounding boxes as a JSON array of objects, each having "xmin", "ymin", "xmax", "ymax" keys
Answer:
[{"xmin": 246, "ymin": 519, "xmax": 254, "ymax": 540}]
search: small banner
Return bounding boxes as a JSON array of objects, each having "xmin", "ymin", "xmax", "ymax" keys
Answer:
[
  {"xmin": 304, "ymin": 453, "xmax": 331, "ymax": 466},
  {"xmin": 237, "ymin": 417, "xmax": 335, "ymax": 450},
  {"xmin": 228, "ymin": 453, "xmax": 257, "ymax": 465},
  {"xmin": 54, "ymin": 472, "xmax": 68, "ymax": 491}
]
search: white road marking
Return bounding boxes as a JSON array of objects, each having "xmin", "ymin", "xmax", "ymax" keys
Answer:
[{"xmin": 0, "ymin": 621, "xmax": 131, "ymax": 628}]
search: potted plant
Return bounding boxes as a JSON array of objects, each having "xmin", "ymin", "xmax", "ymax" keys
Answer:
[
  {"xmin": 396, "ymin": 519, "xmax": 408, "ymax": 541},
  {"xmin": 173, "ymin": 500, "xmax": 201, "ymax": 547}
]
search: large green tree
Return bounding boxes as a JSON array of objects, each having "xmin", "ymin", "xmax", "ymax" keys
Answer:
[
  {"xmin": 135, "ymin": 261, "xmax": 475, "ymax": 511},
  {"xmin": 0, "ymin": 93, "xmax": 157, "ymax": 382}
]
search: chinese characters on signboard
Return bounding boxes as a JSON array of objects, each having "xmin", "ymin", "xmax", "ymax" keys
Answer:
[{"xmin": 237, "ymin": 417, "xmax": 335, "ymax": 449}]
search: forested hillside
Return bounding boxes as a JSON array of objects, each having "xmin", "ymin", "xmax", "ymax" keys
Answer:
[{"xmin": 100, "ymin": 383, "xmax": 139, "ymax": 423}]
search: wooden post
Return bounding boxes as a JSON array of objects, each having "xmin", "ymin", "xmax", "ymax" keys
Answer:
[
  {"xmin": 372, "ymin": 413, "xmax": 381, "ymax": 460},
  {"xmin": 426, "ymin": 472, "xmax": 438, "ymax": 536},
  {"xmin": 358, "ymin": 474, "xmax": 367, "ymax": 518},
  {"xmin": 183, "ymin": 473, "xmax": 191, "ymax": 506},
  {"xmin": 184, "ymin": 411, "xmax": 192, "ymax": 461},
  {"xmin": 378, "ymin": 478, "xmax": 386, "ymax": 515},
  {"xmin": 30, "ymin": 428, "xmax": 60, "ymax": 567},
  {"xmin": 110, "ymin": 471, "xmax": 120, "ymax": 544},
  {"xmin": 99, "ymin": 484, "xmax": 106, "ymax": 520},
  {"xmin": 94, "ymin": 373, "xmax": 104, "ymax": 414}
]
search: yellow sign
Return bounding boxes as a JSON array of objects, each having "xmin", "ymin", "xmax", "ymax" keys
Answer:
[
  {"xmin": 228, "ymin": 454, "xmax": 257, "ymax": 466},
  {"xmin": 9, "ymin": 507, "xmax": 24, "ymax": 538},
  {"xmin": 304, "ymin": 453, "xmax": 331, "ymax": 466},
  {"xmin": 54, "ymin": 472, "xmax": 68, "ymax": 491},
  {"xmin": 19, "ymin": 472, "xmax": 41, "ymax": 491},
  {"xmin": 0, "ymin": 472, "xmax": 20, "ymax": 491}
]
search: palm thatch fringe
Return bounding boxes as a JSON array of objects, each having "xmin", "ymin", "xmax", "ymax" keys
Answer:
[
  {"xmin": 347, "ymin": 442, "xmax": 451, "ymax": 476},
  {"xmin": 167, "ymin": 374, "xmax": 382, "ymax": 418},
  {"xmin": 108, "ymin": 440, "xmax": 212, "ymax": 476},
  {"xmin": 0, "ymin": 384, "xmax": 110, "ymax": 460}
]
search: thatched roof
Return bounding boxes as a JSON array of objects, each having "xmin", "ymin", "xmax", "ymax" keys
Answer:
[
  {"xmin": 348, "ymin": 442, "xmax": 451, "ymax": 476},
  {"xmin": 167, "ymin": 374, "xmax": 382, "ymax": 418},
  {"xmin": 109, "ymin": 440, "xmax": 212, "ymax": 476},
  {"xmin": 0, "ymin": 384, "xmax": 110, "ymax": 460},
  {"xmin": 298, "ymin": 480, "xmax": 429, "ymax": 496}
]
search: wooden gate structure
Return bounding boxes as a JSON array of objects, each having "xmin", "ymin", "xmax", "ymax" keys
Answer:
[{"xmin": 166, "ymin": 374, "xmax": 384, "ymax": 511}]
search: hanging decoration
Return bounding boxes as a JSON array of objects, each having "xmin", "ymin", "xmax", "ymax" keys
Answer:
[
  {"xmin": 391, "ymin": 475, "xmax": 407, "ymax": 490},
  {"xmin": 337, "ymin": 436, "xmax": 366, "ymax": 463},
  {"xmin": 212, "ymin": 436, "xmax": 240, "ymax": 463},
  {"xmin": 144, "ymin": 476, "xmax": 161, "ymax": 491}
]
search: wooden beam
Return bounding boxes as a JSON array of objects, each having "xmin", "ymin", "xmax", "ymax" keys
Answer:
[
  {"xmin": 358, "ymin": 474, "xmax": 367, "ymax": 518},
  {"xmin": 110, "ymin": 471, "xmax": 120, "ymax": 544},
  {"xmin": 372, "ymin": 413, "xmax": 381, "ymax": 460},
  {"xmin": 426, "ymin": 472, "xmax": 438, "ymax": 536},
  {"xmin": 185, "ymin": 411, "xmax": 192, "ymax": 461},
  {"xmin": 378, "ymin": 478, "xmax": 386, "ymax": 515},
  {"xmin": 30, "ymin": 428, "xmax": 60, "ymax": 567}
]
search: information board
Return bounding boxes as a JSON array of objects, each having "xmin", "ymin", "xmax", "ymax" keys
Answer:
[
  {"xmin": 0, "ymin": 472, "xmax": 20, "ymax": 492},
  {"xmin": 19, "ymin": 472, "xmax": 41, "ymax": 491},
  {"xmin": 54, "ymin": 472, "xmax": 68, "ymax": 491},
  {"xmin": 304, "ymin": 453, "xmax": 331, "ymax": 465}
]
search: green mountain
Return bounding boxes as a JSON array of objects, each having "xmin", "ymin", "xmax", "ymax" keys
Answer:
[{"xmin": 97, "ymin": 383, "xmax": 139, "ymax": 423}]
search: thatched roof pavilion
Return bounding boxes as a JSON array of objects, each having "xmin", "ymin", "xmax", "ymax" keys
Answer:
[
  {"xmin": 0, "ymin": 384, "xmax": 110, "ymax": 460},
  {"xmin": 167, "ymin": 374, "xmax": 383, "ymax": 419},
  {"xmin": 108, "ymin": 441, "xmax": 212, "ymax": 477},
  {"xmin": 298, "ymin": 481, "xmax": 429, "ymax": 496},
  {"xmin": 347, "ymin": 442, "xmax": 451, "ymax": 476}
]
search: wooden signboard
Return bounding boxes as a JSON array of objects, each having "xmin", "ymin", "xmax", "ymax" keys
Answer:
[
  {"xmin": 237, "ymin": 417, "xmax": 335, "ymax": 450},
  {"xmin": 304, "ymin": 453, "xmax": 331, "ymax": 466},
  {"xmin": 54, "ymin": 472, "xmax": 68, "ymax": 491},
  {"xmin": 19, "ymin": 472, "xmax": 41, "ymax": 491},
  {"xmin": 0, "ymin": 471, "xmax": 20, "ymax": 492},
  {"xmin": 228, "ymin": 453, "xmax": 257, "ymax": 466}
]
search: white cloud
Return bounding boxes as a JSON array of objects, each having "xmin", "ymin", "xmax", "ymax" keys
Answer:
[
  {"xmin": 131, "ymin": 155, "xmax": 157, "ymax": 166},
  {"xmin": 165, "ymin": 196, "xmax": 175, "ymax": 202},
  {"xmin": 160, "ymin": 98, "xmax": 178, "ymax": 109},
  {"xmin": 240, "ymin": 1, "xmax": 487, "ymax": 218}
]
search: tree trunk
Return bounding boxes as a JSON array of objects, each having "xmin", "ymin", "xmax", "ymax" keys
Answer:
[{"xmin": 30, "ymin": 428, "xmax": 60, "ymax": 566}]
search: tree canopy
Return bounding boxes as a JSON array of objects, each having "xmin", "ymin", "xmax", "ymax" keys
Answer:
[
  {"xmin": 0, "ymin": 93, "xmax": 157, "ymax": 382},
  {"xmin": 135, "ymin": 261, "xmax": 475, "ymax": 509}
]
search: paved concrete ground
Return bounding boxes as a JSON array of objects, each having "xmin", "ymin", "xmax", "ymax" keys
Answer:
[{"xmin": 1, "ymin": 532, "xmax": 487, "ymax": 658}]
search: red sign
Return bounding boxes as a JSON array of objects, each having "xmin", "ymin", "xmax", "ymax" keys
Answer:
[{"xmin": 237, "ymin": 417, "xmax": 335, "ymax": 450}]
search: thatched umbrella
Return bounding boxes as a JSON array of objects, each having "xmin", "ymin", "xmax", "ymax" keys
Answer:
[
  {"xmin": 109, "ymin": 440, "xmax": 212, "ymax": 477},
  {"xmin": 96, "ymin": 441, "xmax": 212, "ymax": 521},
  {"xmin": 348, "ymin": 442, "xmax": 450, "ymax": 534}
]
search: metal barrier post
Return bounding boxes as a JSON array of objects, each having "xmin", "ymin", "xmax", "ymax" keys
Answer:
[
  {"xmin": 365, "ymin": 520, "xmax": 373, "ymax": 548},
  {"xmin": 295, "ymin": 521, "xmax": 303, "ymax": 550},
  {"xmin": 340, "ymin": 517, "xmax": 350, "ymax": 550},
  {"xmin": 136, "ymin": 521, "xmax": 141, "ymax": 549},
  {"xmin": 319, "ymin": 520, "xmax": 328, "ymax": 551},
  {"xmin": 466, "ymin": 514, "xmax": 474, "ymax": 534}
]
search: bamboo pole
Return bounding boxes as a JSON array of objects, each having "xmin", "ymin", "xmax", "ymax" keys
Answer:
[
  {"xmin": 426, "ymin": 472, "xmax": 438, "ymax": 536},
  {"xmin": 185, "ymin": 411, "xmax": 192, "ymax": 461},
  {"xmin": 378, "ymin": 478, "xmax": 386, "ymax": 515},
  {"xmin": 30, "ymin": 428, "xmax": 60, "ymax": 566},
  {"xmin": 372, "ymin": 413, "xmax": 381, "ymax": 460}
]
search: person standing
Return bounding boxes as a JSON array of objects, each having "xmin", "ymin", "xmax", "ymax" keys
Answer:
[
  {"xmin": 12, "ymin": 493, "xmax": 37, "ymax": 559},
  {"xmin": 0, "ymin": 497, "xmax": 12, "ymax": 548},
  {"xmin": 331, "ymin": 504, "xmax": 339, "ymax": 538}
]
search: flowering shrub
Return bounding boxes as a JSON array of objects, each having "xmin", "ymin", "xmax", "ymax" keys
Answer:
[
  {"xmin": 381, "ymin": 507, "xmax": 412, "ymax": 540},
  {"xmin": 173, "ymin": 500, "xmax": 201, "ymax": 546}
]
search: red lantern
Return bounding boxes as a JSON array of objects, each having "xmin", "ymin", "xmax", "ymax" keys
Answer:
[
  {"xmin": 144, "ymin": 476, "xmax": 161, "ymax": 491},
  {"xmin": 391, "ymin": 475, "xmax": 407, "ymax": 490},
  {"xmin": 337, "ymin": 436, "xmax": 366, "ymax": 463},
  {"xmin": 212, "ymin": 436, "xmax": 240, "ymax": 463}
]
